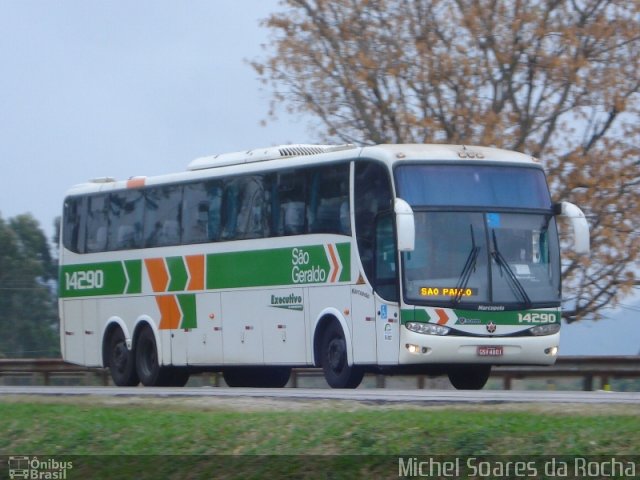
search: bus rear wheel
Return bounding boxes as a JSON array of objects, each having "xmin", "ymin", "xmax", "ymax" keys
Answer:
[
  {"xmin": 107, "ymin": 328, "xmax": 139, "ymax": 386},
  {"xmin": 447, "ymin": 365, "xmax": 491, "ymax": 390},
  {"xmin": 321, "ymin": 322, "xmax": 364, "ymax": 389},
  {"xmin": 135, "ymin": 327, "xmax": 189, "ymax": 387}
]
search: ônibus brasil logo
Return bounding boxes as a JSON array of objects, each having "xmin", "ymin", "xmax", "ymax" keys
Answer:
[{"xmin": 8, "ymin": 456, "xmax": 73, "ymax": 479}]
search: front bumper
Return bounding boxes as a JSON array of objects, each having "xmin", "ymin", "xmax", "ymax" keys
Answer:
[{"xmin": 399, "ymin": 328, "xmax": 559, "ymax": 365}]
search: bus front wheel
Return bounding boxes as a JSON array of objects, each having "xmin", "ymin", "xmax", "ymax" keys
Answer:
[
  {"xmin": 447, "ymin": 365, "xmax": 491, "ymax": 390},
  {"xmin": 107, "ymin": 328, "xmax": 139, "ymax": 386},
  {"xmin": 321, "ymin": 322, "xmax": 364, "ymax": 389}
]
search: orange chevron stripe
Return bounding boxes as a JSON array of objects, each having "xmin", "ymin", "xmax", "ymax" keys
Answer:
[
  {"xmin": 435, "ymin": 308, "xmax": 449, "ymax": 325},
  {"xmin": 156, "ymin": 295, "xmax": 181, "ymax": 330},
  {"xmin": 327, "ymin": 244, "xmax": 339, "ymax": 283},
  {"xmin": 145, "ymin": 258, "xmax": 169, "ymax": 292},
  {"xmin": 185, "ymin": 254, "xmax": 205, "ymax": 291}
]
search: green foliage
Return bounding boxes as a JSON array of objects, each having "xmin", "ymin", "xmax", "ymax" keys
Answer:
[
  {"xmin": 1, "ymin": 400, "xmax": 639, "ymax": 479},
  {"xmin": 0, "ymin": 213, "xmax": 59, "ymax": 357},
  {"xmin": 1, "ymin": 401, "xmax": 639, "ymax": 455}
]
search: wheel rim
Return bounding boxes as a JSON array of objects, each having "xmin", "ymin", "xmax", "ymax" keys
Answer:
[
  {"xmin": 138, "ymin": 336, "xmax": 157, "ymax": 378},
  {"xmin": 112, "ymin": 341, "xmax": 128, "ymax": 372},
  {"xmin": 327, "ymin": 337, "xmax": 346, "ymax": 374}
]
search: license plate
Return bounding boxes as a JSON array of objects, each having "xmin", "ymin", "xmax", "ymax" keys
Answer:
[{"xmin": 477, "ymin": 346, "xmax": 504, "ymax": 357}]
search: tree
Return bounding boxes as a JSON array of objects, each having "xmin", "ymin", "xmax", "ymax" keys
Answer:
[
  {"xmin": 253, "ymin": 0, "xmax": 640, "ymax": 321},
  {"xmin": 0, "ymin": 214, "xmax": 59, "ymax": 357}
]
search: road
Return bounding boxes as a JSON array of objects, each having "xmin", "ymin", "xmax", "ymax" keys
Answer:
[{"xmin": 1, "ymin": 386, "xmax": 639, "ymax": 405}]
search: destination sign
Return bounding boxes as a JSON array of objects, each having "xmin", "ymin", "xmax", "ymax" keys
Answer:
[{"xmin": 419, "ymin": 287, "xmax": 478, "ymax": 297}]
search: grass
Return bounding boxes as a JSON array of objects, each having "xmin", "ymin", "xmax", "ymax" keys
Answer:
[{"xmin": 1, "ymin": 397, "xmax": 639, "ymax": 478}]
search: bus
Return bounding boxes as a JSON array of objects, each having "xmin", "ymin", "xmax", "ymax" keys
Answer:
[{"xmin": 59, "ymin": 144, "xmax": 589, "ymax": 389}]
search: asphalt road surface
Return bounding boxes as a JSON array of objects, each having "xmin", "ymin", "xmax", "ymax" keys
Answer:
[{"xmin": 1, "ymin": 386, "xmax": 639, "ymax": 405}]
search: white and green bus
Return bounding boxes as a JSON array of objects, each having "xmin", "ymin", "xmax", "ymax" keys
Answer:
[{"xmin": 59, "ymin": 144, "xmax": 589, "ymax": 389}]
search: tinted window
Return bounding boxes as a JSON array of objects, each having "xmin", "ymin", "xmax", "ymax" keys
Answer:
[
  {"xmin": 395, "ymin": 165, "xmax": 552, "ymax": 209},
  {"xmin": 221, "ymin": 175, "xmax": 269, "ymax": 240},
  {"xmin": 64, "ymin": 162, "xmax": 352, "ymax": 253},
  {"xmin": 85, "ymin": 194, "xmax": 109, "ymax": 253},
  {"xmin": 182, "ymin": 180, "xmax": 223, "ymax": 244},
  {"xmin": 355, "ymin": 161, "xmax": 393, "ymax": 283},
  {"xmin": 108, "ymin": 190, "xmax": 144, "ymax": 250},
  {"xmin": 63, "ymin": 197, "xmax": 84, "ymax": 253},
  {"xmin": 144, "ymin": 185, "xmax": 183, "ymax": 247},
  {"xmin": 308, "ymin": 164, "xmax": 350, "ymax": 235},
  {"xmin": 272, "ymin": 170, "xmax": 306, "ymax": 236}
]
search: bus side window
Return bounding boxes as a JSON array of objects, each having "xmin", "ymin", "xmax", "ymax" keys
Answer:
[
  {"xmin": 182, "ymin": 181, "xmax": 223, "ymax": 244},
  {"xmin": 276, "ymin": 170, "xmax": 306, "ymax": 236},
  {"xmin": 375, "ymin": 213, "xmax": 398, "ymax": 301},
  {"xmin": 144, "ymin": 185, "xmax": 183, "ymax": 248},
  {"xmin": 308, "ymin": 163, "xmax": 350, "ymax": 235},
  {"xmin": 355, "ymin": 161, "xmax": 393, "ymax": 286},
  {"xmin": 108, "ymin": 190, "xmax": 143, "ymax": 250},
  {"xmin": 63, "ymin": 197, "xmax": 85, "ymax": 253},
  {"xmin": 235, "ymin": 175, "xmax": 267, "ymax": 239},
  {"xmin": 85, "ymin": 194, "xmax": 109, "ymax": 253},
  {"xmin": 221, "ymin": 178, "xmax": 240, "ymax": 240}
]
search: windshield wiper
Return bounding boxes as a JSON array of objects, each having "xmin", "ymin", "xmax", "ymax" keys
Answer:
[
  {"xmin": 491, "ymin": 230, "xmax": 532, "ymax": 307},
  {"xmin": 454, "ymin": 225, "xmax": 480, "ymax": 304}
]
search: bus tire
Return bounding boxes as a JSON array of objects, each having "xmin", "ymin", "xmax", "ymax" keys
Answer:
[
  {"xmin": 223, "ymin": 367, "xmax": 291, "ymax": 388},
  {"xmin": 447, "ymin": 365, "xmax": 491, "ymax": 390},
  {"xmin": 321, "ymin": 322, "xmax": 364, "ymax": 389},
  {"xmin": 222, "ymin": 368, "xmax": 249, "ymax": 387},
  {"xmin": 262, "ymin": 367, "xmax": 291, "ymax": 388},
  {"xmin": 107, "ymin": 328, "xmax": 139, "ymax": 386},
  {"xmin": 162, "ymin": 368, "xmax": 191, "ymax": 387},
  {"xmin": 135, "ymin": 327, "xmax": 171, "ymax": 387}
]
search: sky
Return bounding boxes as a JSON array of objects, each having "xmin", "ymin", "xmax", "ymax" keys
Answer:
[
  {"xmin": 0, "ymin": 0, "xmax": 311, "ymax": 239},
  {"xmin": 560, "ymin": 299, "xmax": 640, "ymax": 356}
]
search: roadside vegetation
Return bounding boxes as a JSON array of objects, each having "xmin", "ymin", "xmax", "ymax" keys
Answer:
[{"xmin": 1, "ymin": 397, "xmax": 638, "ymax": 478}]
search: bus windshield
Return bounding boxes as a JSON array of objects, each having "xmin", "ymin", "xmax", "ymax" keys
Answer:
[
  {"xmin": 396, "ymin": 164, "xmax": 560, "ymax": 308},
  {"xmin": 402, "ymin": 211, "xmax": 561, "ymax": 308}
]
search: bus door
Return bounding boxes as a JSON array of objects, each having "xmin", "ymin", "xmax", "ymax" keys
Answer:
[
  {"xmin": 374, "ymin": 213, "xmax": 400, "ymax": 364},
  {"xmin": 350, "ymin": 284, "xmax": 377, "ymax": 363}
]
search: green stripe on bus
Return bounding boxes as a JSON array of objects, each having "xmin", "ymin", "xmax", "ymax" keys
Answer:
[
  {"xmin": 336, "ymin": 243, "xmax": 351, "ymax": 282},
  {"xmin": 178, "ymin": 294, "xmax": 197, "ymax": 329},
  {"xmin": 167, "ymin": 256, "xmax": 188, "ymax": 292},
  {"xmin": 60, "ymin": 243, "xmax": 351, "ymax": 297},
  {"xmin": 124, "ymin": 260, "xmax": 142, "ymax": 294},
  {"xmin": 450, "ymin": 309, "xmax": 560, "ymax": 325},
  {"xmin": 60, "ymin": 260, "xmax": 142, "ymax": 298},
  {"xmin": 206, "ymin": 243, "xmax": 350, "ymax": 289}
]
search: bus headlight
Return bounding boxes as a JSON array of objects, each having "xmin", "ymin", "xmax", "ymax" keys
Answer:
[
  {"xmin": 406, "ymin": 322, "xmax": 450, "ymax": 336},
  {"xmin": 530, "ymin": 323, "xmax": 561, "ymax": 336}
]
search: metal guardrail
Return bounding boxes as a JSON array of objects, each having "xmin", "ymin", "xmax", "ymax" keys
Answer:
[{"xmin": 0, "ymin": 357, "xmax": 639, "ymax": 391}]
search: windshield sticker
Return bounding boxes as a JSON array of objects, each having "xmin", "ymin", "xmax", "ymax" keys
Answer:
[
  {"xmin": 514, "ymin": 264, "xmax": 531, "ymax": 276},
  {"xmin": 384, "ymin": 323, "xmax": 392, "ymax": 340},
  {"xmin": 487, "ymin": 213, "xmax": 501, "ymax": 228}
]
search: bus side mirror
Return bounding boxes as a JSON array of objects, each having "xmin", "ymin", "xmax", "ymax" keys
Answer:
[
  {"xmin": 394, "ymin": 198, "xmax": 415, "ymax": 252},
  {"xmin": 554, "ymin": 201, "xmax": 590, "ymax": 255}
]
